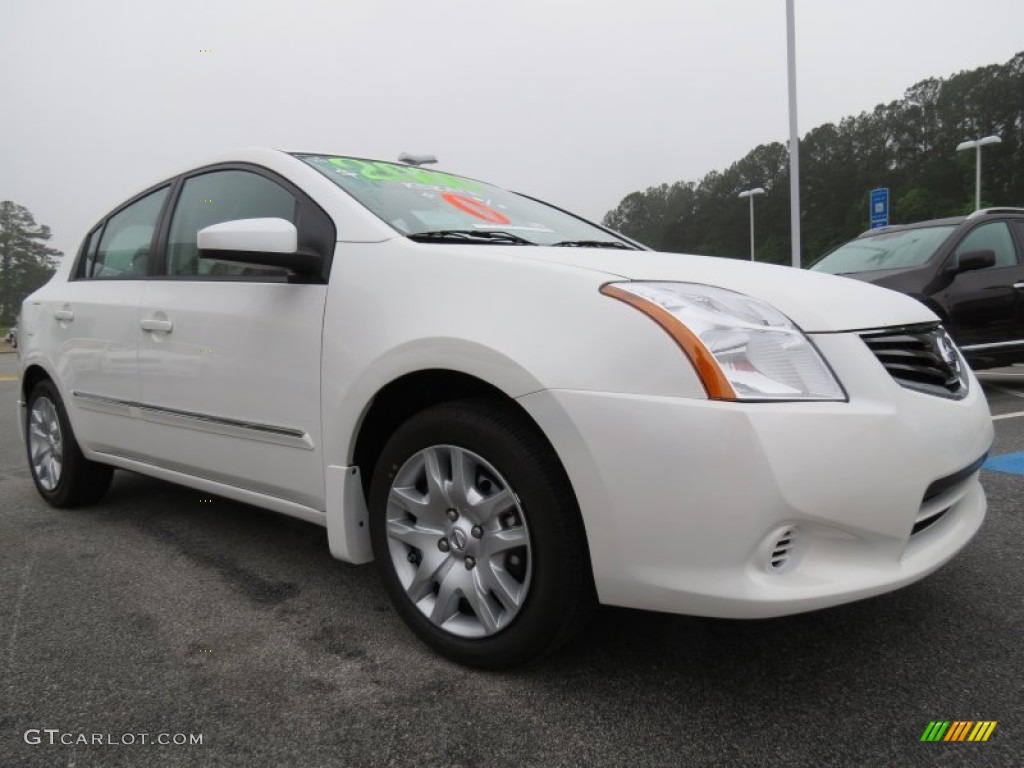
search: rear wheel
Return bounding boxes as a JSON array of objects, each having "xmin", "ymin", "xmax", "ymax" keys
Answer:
[
  {"xmin": 369, "ymin": 399, "xmax": 593, "ymax": 668},
  {"xmin": 26, "ymin": 379, "xmax": 113, "ymax": 507}
]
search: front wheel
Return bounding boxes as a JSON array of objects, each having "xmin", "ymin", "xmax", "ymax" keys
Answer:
[
  {"xmin": 369, "ymin": 399, "xmax": 593, "ymax": 668},
  {"xmin": 26, "ymin": 379, "xmax": 113, "ymax": 507}
]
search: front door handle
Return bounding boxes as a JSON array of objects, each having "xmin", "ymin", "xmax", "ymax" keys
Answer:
[
  {"xmin": 1013, "ymin": 282, "xmax": 1024, "ymax": 290},
  {"xmin": 140, "ymin": 318, "xmax": 173, "ymax": 333},
  {"xmin": 54, "ymin": 308, "xmax": 74, "ymax": 322}
]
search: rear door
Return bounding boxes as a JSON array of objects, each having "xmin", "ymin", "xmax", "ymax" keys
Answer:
[
  {"xmin": 136, "ymin": 166, "xmax": 333, "ymax": 509},
  {"xmin": 942, "ymin": 219, "xmax": 1024, "ymax": 351},
  {"xmin": 61, "ymin": 185, "xmax": 170, "ymax": 458}
]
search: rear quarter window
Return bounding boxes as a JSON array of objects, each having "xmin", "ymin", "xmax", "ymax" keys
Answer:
[{"xmin": 81, "ymin": 186, "xmax": 169, "ymax": 279}]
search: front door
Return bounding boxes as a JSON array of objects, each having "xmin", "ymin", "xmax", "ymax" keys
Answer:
[
  {"xmin": 136, "ymin": 168, "xmax": 328, "ymax": 509},
  {"xmin": 942, "ymin": 220, "xmax": 1024, "ymax": 351}
]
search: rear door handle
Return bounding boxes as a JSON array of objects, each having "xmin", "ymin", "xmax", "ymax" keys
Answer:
[
  {"xmin": 140, "ymin": 318, "xmax": 173, "ymax": 333},
  {"xmin": 54, "ymin": 308, "xmax": 74, "ymax": 322},
  {"xmin": 1013, "ymin": 282, "xmax": 1024, "ymax": 290}
]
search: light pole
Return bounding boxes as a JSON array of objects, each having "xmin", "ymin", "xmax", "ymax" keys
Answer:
[
  {"xmin": 786, "ymin": 0, "xmax": 801, "ymax": 268},
  {"xmin": 738, "ymin": 188, "xmax": 765, "ymax": 261},
  {"xmin": 955, "ymin": 135, "xmax": 1001, "ymax": 210}
]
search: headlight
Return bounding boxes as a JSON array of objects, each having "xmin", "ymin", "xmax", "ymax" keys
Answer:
[{"xmin": 601, "ymin": 282, "xmax": 845, "ymax": 402}]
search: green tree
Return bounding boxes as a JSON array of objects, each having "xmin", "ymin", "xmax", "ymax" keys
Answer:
[
  {"xmin": 604, "ymin": 51, "xmax": 1024, "ymax": 265},
  {"xmin": 0, "ymin": 201, "xmax": 61, "ymax": 325}
]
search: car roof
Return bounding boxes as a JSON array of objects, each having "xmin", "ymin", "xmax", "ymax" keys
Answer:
[{"xmin": 856, "ymin": 208, "xmax": 1024, "ymax": 238}]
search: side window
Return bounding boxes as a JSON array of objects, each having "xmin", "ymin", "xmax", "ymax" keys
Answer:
[
  {"xmin": 954, "ymin": 221, "xmax": 1018, "ymax": 269},
  {"xmin": 167, "ymin": 170, "xmax": 297, "ymax": 277},
  {"xmin": 79, "ymin": 226, "xmax": 104, "ymax": 278},
  {"xmin": 87, "ymin": 187, "xmax": 169, "ymax": 278},
  {"xmin": 1013, "ymin": 220, "xmax": 1024, "ymax": 249}
]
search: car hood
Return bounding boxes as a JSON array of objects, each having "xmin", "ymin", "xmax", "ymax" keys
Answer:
[{"xmin": 512, "ymin": 247, "xmax": 937, "ymax": 333}]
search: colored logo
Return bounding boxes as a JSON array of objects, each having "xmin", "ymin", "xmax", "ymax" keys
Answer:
[{"xmin": 920, "ymin": 721, "xmax": 997, "ymax": 742}]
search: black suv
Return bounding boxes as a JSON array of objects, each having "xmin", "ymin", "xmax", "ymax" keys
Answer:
[{"xmin": 812, "ymin": 209, "xmax": 1024, "ymax": 369}]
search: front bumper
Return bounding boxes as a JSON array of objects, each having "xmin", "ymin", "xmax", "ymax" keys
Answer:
[{"xmin": 517, "ymin": 332, "xmax": 994, "ymax": 618}]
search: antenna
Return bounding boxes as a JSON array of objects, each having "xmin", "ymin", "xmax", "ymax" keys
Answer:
[{"xmin": 397, "ymin": 152, "xmax": 438, "ymax": 166}]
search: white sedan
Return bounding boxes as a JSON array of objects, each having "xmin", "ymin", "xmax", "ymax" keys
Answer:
[{"xmin": 17, "ymin": 149, "xmax": 993, "ymax": 667}]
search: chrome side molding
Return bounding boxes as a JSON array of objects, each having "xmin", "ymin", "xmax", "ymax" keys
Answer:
[{"xmin": 71, "ymin": 391, "xmax": 314, "ymax": 450}]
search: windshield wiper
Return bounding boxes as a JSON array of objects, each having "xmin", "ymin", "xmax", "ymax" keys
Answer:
[
  {"xmin": 550, "ymin": 240, "xmax": 635, "ymax": 250},
  {"xmin": 407, "ymin": 230, "xmax": 534, "ymax": 245}
]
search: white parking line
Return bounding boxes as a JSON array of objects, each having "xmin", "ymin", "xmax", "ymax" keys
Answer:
[
  {"xmin": 4, "ymin": 552, "xmax": 37, "ymax": 680},
  {"xmin": 978, "ymin": 376, "xmax": 1024, "ymax": 391},
  {"xmin": 988, "ymin": 384, "xmax": 1024, "ymax": 400},
  {"xmin": 993, "ymin": 410, "xmax": 1024, "ymax": 421}
]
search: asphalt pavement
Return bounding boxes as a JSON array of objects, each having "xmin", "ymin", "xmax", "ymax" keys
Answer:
[{"xmin": 1, "ymin": 349, "xmax": 1021, "ymax": 767}]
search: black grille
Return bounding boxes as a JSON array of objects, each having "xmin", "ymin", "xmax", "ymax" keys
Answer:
[
  {"xmin": 911, "ymin": 509, "xmax": 948, "ymax": 536},
  {"xmin": 911, "ymin": 454, "xmax": 986, "ymax": 536},
  {"xmin": 922, "ymin": 454, "xmax": 987, "ymax": 502},
  {"xmin": 860, "ymin": 324, "xmax": 967, "ymax": 398}
]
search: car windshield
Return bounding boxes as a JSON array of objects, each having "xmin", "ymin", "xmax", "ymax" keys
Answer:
[
  {"xmin": 811, "ymin": 225, "xmax": 956, "ymax": 274},
  {"xmin": 295, "ymin": 154, "xmax": 633, "ymax": 248}
]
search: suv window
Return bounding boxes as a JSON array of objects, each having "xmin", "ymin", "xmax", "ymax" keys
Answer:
[
  {"xmin": 167, "ymin": 170, "xmax": 297, "ymax": 277},
  {"xmin": 1014, "ymin": 220, "xmax": 1024, "ymax": 246},
  {"xmin": 85, "ymin": 187, "xmax": 169, "ymax": 278},
  {"xmin": 954, "ymin": 221, "xmax": 1018, "ymax": 268},
  {"xmin": 811, "ymin": 225, "xmax": 955, "ymax": 275}
]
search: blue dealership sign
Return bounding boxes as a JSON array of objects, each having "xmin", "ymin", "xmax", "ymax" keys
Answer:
[{"xmin": 869, "ymin": 188, "xmax": 889, "ymax": 229}]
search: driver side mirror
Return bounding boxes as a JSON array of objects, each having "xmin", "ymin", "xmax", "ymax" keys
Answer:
[
  {"xmin": 950, "ymin": 249, "xmax": 996, "ymax": 274},
  {"xmin": 197, "ymin": 218, "xmax": 321, "ymax": 275}
]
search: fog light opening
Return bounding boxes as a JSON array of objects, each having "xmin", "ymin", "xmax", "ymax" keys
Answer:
[{"xmin": 768, "ymin": 526, "xmax": 799, "ymax": 573}]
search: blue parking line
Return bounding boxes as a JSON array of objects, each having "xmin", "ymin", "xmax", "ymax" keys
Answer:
[{"xmin": 983, "ymin": 453, "xmax": 1024, "ymax": 476}]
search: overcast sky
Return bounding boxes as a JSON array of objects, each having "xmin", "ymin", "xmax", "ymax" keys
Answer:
[{"xmin": 3, "ymin": 0, "xmax": 1023, "ymax": 260}]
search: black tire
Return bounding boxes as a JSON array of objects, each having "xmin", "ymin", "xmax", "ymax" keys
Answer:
[
  {"xmin": 25, "ymin": 379, "xmax": 113, "ymax": 508},
  {"xmin": 369, "ymin": 399, "xmax": 594, "ymax": 669}
]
